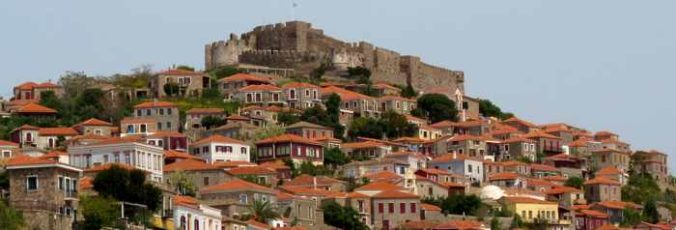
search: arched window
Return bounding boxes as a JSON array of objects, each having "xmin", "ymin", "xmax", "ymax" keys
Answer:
[
  {"xmin": 194, "ymin": 219, "xmax": 200, "ymax": 230},
  {"xmin": 180, "ymin": 216, "xmax": 187, "ymax": 230},
  {"xmin": 26, "ymin": 133, "xmax": 33, "ymax": 142}
]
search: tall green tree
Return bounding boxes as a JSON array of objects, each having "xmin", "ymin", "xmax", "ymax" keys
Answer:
[
  {"xmin": 168, "ymin": 170, "xmax": 197, "ymax": 196},
  {"xmin": 621, "ymin": 208, "xmax": 643, "ymax": 227},
  {"xmin": 277, "ymin": 112, "xmax": 301, "ymax": 126},
  {"xmin": 325, "ymin": 93, "xmax": 345, "ymax": 138},
  {"xmin": 321, "ymin": 201, "xmax": 369, "ymax": 230},
  {"xmin": 564, "ymin": 177, "xmax": 584, "ymax": 189},
  {"xmin": 422, "ymin": 194, "xmax": 483, "ymax": 215},
  {"xmin": 347, "ymin": 117, "xmax": 384, "ymax": 140},
  {"xmin": 380, "ymin": 110, "xmax": 418, "ymax": 138},
  {"xmin": 400, "ymin": 82, "xmax": 417, "ymax": 98},
  {"xmin": 175, "ymin": 65, "xmax": 195, "ymax": 71},
  {"xmin": 208, "ymin": 66, "xmax": 241, "ymax": 79},
  {"xmin": 201, "ymin": 116, "xmax": 226, "ymax": 129},
  {"xmin": 164, "ymin": 82, "xmax": 180, "ymax": 97},
  {"xmin": 0, "ymin": 200, "xmax": 24, "ymax": 230},
  {"xmin": 478, "ymin": 99, "xmax": 512, "ymax": 120},
  {"xmin": 300, "ymin": 103, "xmax": 344, "ymax": 138},
  {"xmin": 324, "ymin": 148, "xmax": 350, "ymax": 168},
  {"xmin": 622, "ymin": 173, "xmax": 661, "ymax": 204},
  {"xmin": 93, "ymin": 165, "xmax": 162, "ymax": 212},
  {"xmin": 413, "ymin": 93, "xmax": 459, "ymax": 123},
  {"xmin": 643, "ymin": 199, "xmax": 660, "ymax": 224}
]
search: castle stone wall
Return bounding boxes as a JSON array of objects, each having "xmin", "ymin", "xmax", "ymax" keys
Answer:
[{"xmin": 205, "ymin": 21, "xmax": 466, "ymax": 95}]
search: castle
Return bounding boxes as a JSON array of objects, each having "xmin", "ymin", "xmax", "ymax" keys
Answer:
[{"xmin": 205, "ymin": 21, "xmax": 466, "ymax": 94}]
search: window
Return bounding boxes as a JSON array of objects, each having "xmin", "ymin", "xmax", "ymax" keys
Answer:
[
  {"xmin": 289, "ymin": 89, "xmax": 296, "ymax": 99},
  {"xmin": 58, "ymin": 177, "xmax": 64, "ymax": 190},
  {"xmin": 136, "ymin": 110, "xmax": 142, "ymax": 116},
  {"xmin": 239, "ymin": 194, "xmax": 248, "ymax": 204},
  {"xmin": 2, "ymin": 150, "xmax": 11, "ymax": 158},
  {"xmin": 26, "ymin": 175, "xmax": 38, "ymax": 191},
  {"xmin": 400, "ymin": 203, "xmax": 406, "ymax": 213},
  {"xmin": 158, "ymin": 122, "xmax": 163, "ymax": 130},
  {"xmin": 159, "ymin": 108, "xmax": 164, "ymax": 115},
  {"xmin": 146, "ymin": 109, "xmax": 151, "ymax": 116},
  {"xmin": 410, "ymin": 203, "xmax": 417, "ymax": 213},
  {"xmin": 168, "ymin": 108, "xmax": 173, "ymax": 115},
  {"xmin": 140, "ymin": 124, "xmax": 147, "ymax": 133},
  {"xmin": 241, "ymin": 147, "xmax": 247, "ymax": 154},
  {"xmin": 204, "ymin": 177, "xmax": 209, "ymax": 186},
  {"xmin": 388, "ymin": 203, "xmax": 394, "ymax": 213},
  {"xmin": 166, "ymin": 122, "xmax": 172, "ymax": 129},
  {"xmin": 378, "ymin": 203, "xmax": 384, "ymax": 213},
  {"xmin": 468, "ymin": 164, "xmax": 473, "ymax": 173}
]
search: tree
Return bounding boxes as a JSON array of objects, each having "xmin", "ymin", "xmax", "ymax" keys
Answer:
[
  {"xmin": 175, "ymin": 65, "xmax": 195, "ymax": 71},
  {"xmin": 423, "ymin": 194, "xmax": 483, "ymax": 215},
  {"xmin": 40, "ymin": 91, "xmax": 62, "ymax": 112},
  {"xmin": 0, "ymin": 171, "xmax": 8, "ymax": 191},
  {"xmin": 321, "ymin": 201, "xmax": 369, "ymax": 230},
  {"xmin": 380, "ymin": 110, "xmax": 418, "ymax": 139},
  {"xmin": 622, "ymin": 173, "xmax": 661, "ymax": 204},
  {"xmin": 310, "ymin": 62, "xmax": 330, "ymax": 82},
  {"xmin": 80, "ymin": 196, "xmax": 120, "ymax": 229},
  {"xmin": 324, "ymin": 148, "xmax": 350, "ymax": 168},
  {"xmin": 478, "ymin": 99, "xmax": 512, "ymax": 120},
  {"xmin": 347, "ymin": 117, "xmax": 384, "ymax": 140},
  {"xmin": 621, "ymin": 208, "xmax": 643, "ymax": 227},
  {"xmin": 298, "ymin": 161, "xmax": 330, "ymax": 176},
  {"xmin": 511, "ymin": 214, "xmax": 524, "ymax": 229},
  {"xmin": 168, "ymin": 170, "xmax": 197, "ymax": 196},
  {"xmin": 564, "ymin": 176, "xmax": 584, "ymax": 189},
  {"xmin": 277, "ymin": 112, "xmax": 300, "ymax": 126},
  {"xmin": 300, "ymin": 104, "xmax": 344, "ymax": 138},
  {"xmin": 325, "ymin": 93, "xmax": 345, "ymax": 138},
  {"xmin": 413, "ymin": 94, "xmax": 459, "ymax": 123},
  {"xmin": 253, "ymin": 124, "xmax": 286, "ymax": 142},
  {"xmin": 0, "ymin": 200, "xmax": 24, "ymax": 230},
  {"xmin": 208, "ymin": 66, "xmax": 241, "ymax": 79},
  {"xmin": 643, "ymin": 198, "xmax": 660, "ymax": 224},
  {"xmin": 164, "ymin": 82, "xmax": 180, "ymax": 97},
  {"xmin": 490, "ymin": 217, "xmax": 501, "ymax": 230},
  {"xmin": 201, "ymin": 116, "xmax": 226, "ymax": 129},
  {"xmin": 93, "ymin": 165, "xmax": 163, "ymax": 212},
  {"xmin": 201, "ymin": 87, "xmax": 222, "ymax": 100},
  {"xmin": 346, "ymin": 66, "xmax": 371, "ymax": 84},
  {"xmin": 247, "ymin": 199, "xmax": 280, "ymax": 223},
  {"xmin": 400, "ymin": 82, "xmax": 417, "ymax": 98}
]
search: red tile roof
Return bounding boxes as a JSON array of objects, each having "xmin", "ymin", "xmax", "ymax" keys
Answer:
[
  {"xmin": 434, "ymin": 220, "xmax": 486, "ymax": 230},
  {"xmin": 16, "ymin": 103, "xmax": 57, "ymax": 114},
  {"xmin": 238, "ymin": 84, "xmax": 281, "ymax": 92},
  {"xmin": 79, "ymin": 176, "xmax": 94, "ymax": 190},
  {"xmin": 76, "ymin": 118, "xmax": 113, "ymax": 127},
  {"xmin": 285, "ymin": 174, "xmax": 345, "ymax": 187},
  {"xmin": 147, "ymin": 131, "xmax": 185, "ymax": 138},
  {"xmin": 584, "ymin": 176, "xmax": 621, "ymax": 186},
  {"xmin": 164, "ymin": 150, "xmax": 201, "ymax": 160},
  {"xmin": 212, "ymin": 161, "xmax": 257, "ymax": 168},
  {"xmin": 420, "ymin": 203, "xmax": 442, "ymax": 212},
  {"xmin": 595, "ymin": 166, "xmax": 622, "ymax": 176},
  {"xmin": 522, "ymin": 130, "xmax": 562, "ymax": 140},
  {"xmin": 173, "ymin": 195, "xmax": 199, "ymax": 208},
  {"xmin": 372, "ymin": 189, "xmax": 418, "ymax": 199},
  {"xmin": 340, "ymin": 141, "xmax": 387, "ymax": 149},
  {"xmin": 227, "ymin": 166, "xmax": 276, "ymax": 175},
  {"xmin": 529, "ymin": 163, "xmax": 559, "ymax": 172},
  {"xmin": 544, "ymin": 186, "xmax": 582, "ymax": 195},
  {"xmin": 191, "ymin": 134, "xmax": 245, "ymax": 146},
  {"xmin": 157, "ymin": 69, "xmax": 205, "ymax": 76},
  {"xmin": 219, "ymin": 73, "xmax": 272, "ymax": 83},
  {"xmin": 186, "ymin": 107, "xmax": 224, "ymax": 114},
  {"xmin": 577, "ymin": 209, "xmax": 609, "ymax": 218},
  {"xmin": 320, "ymin": 86, "xmax": 372, "ymax": 101},
  {"xmin": 355, "ymin": 182, "xmax": 404, "ymax": 191},
  {"xmin": 5, "ymin": 155, "xmax": 57, "ymax": 167},
  {"xmin": 281, "ymin": 82, "xmax": 320, "ymax": 89},
  {"xmin": 201, "ymin": 179, "xmax": 274, "ymax": 193},
  {"xmin": 503, "ymin": 116, "xmax": 537, "ymax": 128},
  {"xmin": 134, "ymin": 101, "xmax": 177, "ymax": 109},
  {"xmin": 488, "ymin": 172, "xmax": 521, "ymax": 181},
  {"xmin": 279, "ymin": 186, "xmax": 347, "ymax": 198},
  {"xmin": 164, "ymin": 159, "xmax": 219, "ymax": 172},
  {"xmin": 256, "ymin": 134, "xmax": 320, "ymax": 146},
  {"xmin": 595, "ymin": 200, "xmax": 640, "ymax": 210},
  {"xmin": 0, "ymin": 140, "xmax": 19, "ymax": 147},
  {"xmin": 39, "ymin": 127, "xmax": 79, "ymax": 136},
  {"xmin": 364, "ymin": 171, "xmax": 403, "ymax": 182}
]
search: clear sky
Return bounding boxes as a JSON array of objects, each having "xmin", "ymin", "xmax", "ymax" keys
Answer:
[{"xmin": 1, "ymin": 1, "xmax": 675, "ymax": 170}]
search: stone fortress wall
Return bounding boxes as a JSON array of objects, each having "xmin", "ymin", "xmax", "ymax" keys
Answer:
[{"xmin": 205, "ymin": 21, "xmax": 465, "ymax": 93}]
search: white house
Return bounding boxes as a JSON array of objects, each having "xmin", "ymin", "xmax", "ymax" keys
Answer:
[
  {"xmin": 173, "ymin": 195, "xmax": 222, "ymax": 230},
  {"xmin": 189, "ymin": 135, "xmax": 250, "ymax": 164},
  {"xmin": 67, "ymin": 138, "xmax": 165, "ymax": 182}
]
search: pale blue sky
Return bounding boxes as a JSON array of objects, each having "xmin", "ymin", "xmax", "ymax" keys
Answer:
[{"xmin": 1, "ymin": 1, "xmax": 675, "ymax": 170}]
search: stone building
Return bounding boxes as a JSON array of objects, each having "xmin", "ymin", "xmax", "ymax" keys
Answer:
[
  {"xmin": 10, "ymin": 81, "xmax": 64, "ymax": 110},
  {"xmin": 133, "ymin": 101, "xmax": 181, "ymax": 132},
  {"xmin": 185, "ymin": 107, "xmax": 226, "ymax": 130},
  {"xmin": 255, "ymin": 134, "xmax": 324, "ymax": 166},
  {"xmin": 281, "ymin": 82, "xmax": 322, "ymax": 110},
  {"xmin": 205, "ymin": 21, "xmax": 465, "ymax": 97},
  {"xmin": 6, "ymin": 155, "xmax": 82, "ymax": 230},
  {"xmin": 164, "ymin": 159, "xmax": 232, "ymax": 192},
  {"xmin": 218, "ymin": 73, "xmax": 273, "ymax": 100},
  {"xmin": 284, "ymin": 121, "xmax": 334, "ymax": 141},
  {"xmin": 321, "ymin": 86, "xmax": 380, "ymax": 118},
  {"xmin": 233, "ymin": 84, "xmax": 284, "ymax": 106},
  {"xmin": 189, "ymin": 135, "xmax": 250, "ymax": 164},
  {"xmin": 636, "ymin": 150, "xmax": 669, "ymax": 186},
  {"xmin": 584, "ymin": 177, "xmax": 621, "ymax": 203},
  {"xmin": 151, "ymin": 69, "xmax": 212, "ymax": 98},
  {"xmin": 72, "ymin": 118, "xmax": 115, "ymax": 136},
  {"xmin": 199, "ymin": 179, "xmax": 277, "ymax": 219}
]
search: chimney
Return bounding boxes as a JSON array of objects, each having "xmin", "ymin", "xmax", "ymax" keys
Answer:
[{"xmin": 313, "ymin": 177, "xmax": 317, "ymax": 189}]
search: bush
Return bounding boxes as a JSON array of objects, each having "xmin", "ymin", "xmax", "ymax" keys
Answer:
[{"xmin": 413, "ymin": 94, "xmax": 459, "ymax": 123}]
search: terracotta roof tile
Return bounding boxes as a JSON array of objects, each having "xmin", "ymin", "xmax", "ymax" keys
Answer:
[
  {"xmin": 577, "ymin": 209, "xmax": 609, "ymax": 218},
  {"xmin": 186, "ymin": 107, "xmax": 224, "ymax": 114},
  {"xmin": 584, "ymin": 176, "xmax": 621, "ymax": 186},
  {"xmin": 0, "ymin": 140, "xmax": 19, "ymax": 147},
  {"xmin": 488, "ymin": 172, "xmax": 521, "ymax": 181},
  {"xmin": 76, "ymin": 118, "xmax": 113, "ymax": 127},
  {"xmin": 201, "ymin": 178, "xmax": 274, "ymax": 193},
  {"xmin": 364, "ymin": 171, "xmax": 403, "ymax": 182},
  {"xmin": 164, "ymin": 159, "xmax": 219, "ymax": 172},
  {"xmin": 544, "ymin": 186, "xmax": 582, "ymax": 195},
  {"xmin": 212, "ymin": 161, "xmax": 257, "ymax": 168},
  {"xmin": 164, "ymin": 150, "xmax": 200, "ymax": 160},
  {"xmin": 529, "ymin": 163, "xmax": 559, "ymax": 172},
  {"xmin": 279, "ymin": 186, "xmax": 347, "ymax": 198},
  {"xmin": 16, "ymin": 103, "xmax": 57, "ymax": 114},
  {"xmin": 227, "ymin": 166, "xmax": 276, "ymax": 175},
  {"xmin": 281, "ymin": 82, "xmax": 320, "ymax": 89},
  {"xmin": 372, "ymin": 189, "xmax": 418, "ymax": 199},
  {"xmin": 421, "ymin": 203, "xmax": 442, "ymax": 212},
  {"xmin": 191, "ymin": 134, "xmax": 246, "ymax": 146},
  {"xmin": 595, "ymin": 166, "xmax": 622, "ymax": 176},
  {"xmin": 238, "ymin": 84, "xmax": 281, "ymax": 92},
  {"xmin": 285, "ymin": 174, "xmax": 345, "ymax": 187},
  {"xmin": 340, "ymin": 141, "xmax": 387, "ymax": 149},
  {"xmin": 503, "ymin": 116, "xmax": 537, "ymax": 128},
  {"xmin": 320, "ymin": 86, "xmax": 372, "ymax": 101},
  {"xmin": 246, "ymin": 219, "xmax": 271, "ymax": 229},
  {"xmin": 355, "ymin": 182, "xmax": 404, "ymax": 191},
  {"xmin": 39, "ymin": 127, "xmax": 79, "ymax": 136},
  {"xmin": 522, "ymin": 130, "xmax": 562, "ymax": 140},
  {"xmin": 219, "ymin": 73, "xmax": 272, "ymax": 83},
  {"xmin": 5, "ymin": 155, "xmax": 57, "ymax": 166},
  {"xmin": 434, "ymin": 220, "xmax": 486, "ymax": 230},
  {"xmin": 134, "ymin": 101, "xmax": 177, "ymax": 109}
]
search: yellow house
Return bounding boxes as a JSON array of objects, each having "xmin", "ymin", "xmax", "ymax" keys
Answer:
[{"xmin": 501, "ymin": 197, "xmax": 559, "ymax": 223}]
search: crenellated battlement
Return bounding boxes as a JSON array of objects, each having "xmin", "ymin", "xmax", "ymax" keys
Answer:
[{"xmin": 205, "ymin": 21, "xmax": 466, "ymax": 95}]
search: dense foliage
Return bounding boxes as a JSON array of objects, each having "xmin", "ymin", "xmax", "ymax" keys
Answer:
[
  {"xmin": 299, "ymin": 96, "xmax": 345, "ymax": 138},
  {"xmin": 346, "ymin": 110, "xmax": 417, "ymax": 140},
  {"xmin": 412, "ymin": 93, "xmax": 459, "ymax": 123},
  {"xmin": 93, "ymin": 165, "xmax": 163, "ymax": 212},
  {"xmin": 246, "ymin": 200, "xmax": 280, "ymax": 223},
  {"xmin": 200, "ymin": 116, "xmax": 227, "ymax": 129},
  {"xmin": 323, "ymin": 147, "xmax": 350, "ymax": 168},
  {"xmin": 0, "ymin": 200, "xmax": 24, "ymax": 230},
  {"xmin": 422, "ymin": 194, "xmax": 483, "ymax": 215},
  {"xmin": 564, "ymin": 176, "xmax": 584, "ymax": 189},
  {"xmin": 80, "ymin": 196, "xmax": 121, "ymax": 229},
  {"xmin": 322, "ymin": 201, "xmax": 369, "ymax": 230},
  {"xmin": 622, "ymin": 173, "xmax": 661, "ymax": 204},
  {"xmin": 168, "ymin": 170, "xmax": 197, "ymax": 196},
  {"xmin": 208, "ymin": 66, "xmax": 242, "ymax": 79},
  {"xmin": 400, "ymin": 82, "xmax": 417, "ymax": 98},
  {"xmin": 478, "ymin": 99, "xmax": 513, "ymax": 120}
]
